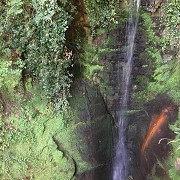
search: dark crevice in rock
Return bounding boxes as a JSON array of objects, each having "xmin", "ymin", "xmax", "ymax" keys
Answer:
[
  {"xmin": 128, "ymin": 94, "xmax": 178, "ymax": 179},
  {"xmin": 69, "ymin": 79, "xmax": 113, "ymax": 179}
]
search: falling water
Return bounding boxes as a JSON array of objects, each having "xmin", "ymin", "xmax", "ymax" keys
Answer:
[{"xmin": 113, "ymin": 1, "xmax": 141, "ymax": 180}]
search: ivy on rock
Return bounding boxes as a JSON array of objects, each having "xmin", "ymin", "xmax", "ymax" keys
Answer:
[{"xmin": 0, "ymin": 0, "xmax": 73, "ymax": 110}]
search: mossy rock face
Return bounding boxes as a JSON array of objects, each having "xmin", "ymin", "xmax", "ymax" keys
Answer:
[
  {"xmin": 0, "ymin": 117, "xmax": 75, "ymax": 179},
  {"xmin": 0, "ymin": 112, "xmax": 75, "ymax": 180},
  {"xmin": 1, "ymin": 142, "xmax": 74, "ymax": 180},
  {"xmin": 56, "ymin": 79, "xmax": 113, "ymax": 178},
  {"xmin": 0, "ymin": 76, "xmax": 113, "ymax": 180},
  {"xmin": 127, "ymin": 94, "xmax": 178, "ymax": 179},
  {"xmin": 0, "ymin": 84, "xmax": 76, "ymax": 180}
]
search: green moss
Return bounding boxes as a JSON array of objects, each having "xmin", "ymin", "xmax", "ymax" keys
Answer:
[
  {"xmin": 55, "ymin": 122, "xmax": 90, "ymax": 174},
  {"xmin": 0, "ymin": 84, "xmax": 76, "ymax": 179},
  {"xmin": 133, "ymin": 8, "xmax": 180, "ymax": 180},
  {"xmin": 84, "ymin": 0, "xmax": 119, "ymax": 35}
]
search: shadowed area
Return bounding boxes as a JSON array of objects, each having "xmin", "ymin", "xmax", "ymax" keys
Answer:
[
  {"xmin": 135, "ymin": 94, "xmax": 178, "ymax": 179},
  {"xmin": 141, "ymin": 107, "xmax": 174, "ymax": 154}
]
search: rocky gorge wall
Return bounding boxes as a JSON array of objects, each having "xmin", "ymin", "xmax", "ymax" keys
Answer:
[
  {"xmin": 67, "ymin": 0, "xmax": 179, "ymax": 179},
  {"xmin": 0, "ymin": 0, "xmax": 178, "ymax": 179},
  {"xmin": 69, "ymin": 80, "xmax": 113, "ymax": 180}
]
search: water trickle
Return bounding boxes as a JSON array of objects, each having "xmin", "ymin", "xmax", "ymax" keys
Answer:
[{"xmin": 113, "ymin": 1, "xmax": 141, "ymax": 180}]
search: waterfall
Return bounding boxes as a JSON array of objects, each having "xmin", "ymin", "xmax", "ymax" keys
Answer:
[{"xmin": 113, "ymin": 0, "xmax": 141, "ymax": 180}]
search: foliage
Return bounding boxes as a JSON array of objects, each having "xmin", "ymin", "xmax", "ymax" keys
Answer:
[
  {"xmin": 132, "ymin": 11, "xmax": 158, "ymax": 105},
  {"xmin": 0, "ymin": 58, "xmax": 24, "ymax": 95},
  {"xmin": 0, "ymin": 0, "xmax": 117, "ymax": 179},
  {"xmin": 80, "ymin": 44, "xmax": 103, "ymax": 79},
  {"xmin": 167, "ymin": 112, "xmax": 180, "ymax": 179},
  {"xmin": 138, "ymin": 101, "xmax": 180, "ymax": 178},
  {"xmin": 85, "ymin": 0, "xmax": 119, "ymax": 35},
  {"xmin": 133, "ymin": 10, "xmax": 180, "ymax": 105},
  {"xmin": 148, "ymin": 60, "xmax": 180, "ymax": 103},
  {"xmin": 0, "ymin": 83, "xmax": 79, "ymax": 179},
  {"xmin": 160, "ymin": 0, "xmax": 180, "ymax": 48},
  {"xmin": 143, "ymin": 8, "xmax": 180, "ymax": 103},
  {"xmin": 133, "ymin": 7, "xmax": 180, "ymax": 180},
  {"xmin": 0, "ymin": 0, "xmax": 74, "ymax": 111},
  {"xmin": 0, "ymin": 0, "xmax": 113, "ymax": 178},
  {"xmin": 141, "ymin": 12, "xmax": 160, "ymax": 46}
]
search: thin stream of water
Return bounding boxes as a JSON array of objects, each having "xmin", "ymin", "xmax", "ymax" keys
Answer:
[{"xmin": 113, "ymin": 1, "xmax": 141, "ymax": 180}]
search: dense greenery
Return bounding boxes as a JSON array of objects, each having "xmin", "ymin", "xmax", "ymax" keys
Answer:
[
  {"xmin": 160, "ymin": 0, "xmax": 180, "ymax": 48},
  {"xmin": 85, "ymin": 0, "xmax": 119, "ymax": 35},
  {"xmin": 0, "ymin": 85, "xmax": 73, "ymax": 179},
  {"xmin": 0, "ymin": 0, "xmax": 90, "ymax": 179},
  {"xmin": 0, "ymin": 0, "xmax": 73, "ymax": 110},
  {"xmin": 168, "ymin": 118, "xmax": 180, "ymax": 179},
  {"xmin": 133, "ymin": 8, "xmax": 179, "ymax": 104},
  {"xmin": 133, "ymin": 1, "xmax": 179, "ymax": 179},
  {"xmin": 0, "ymin": 0, "xmax": 179, "ymax": 179},
  {"xmin": 147, "ymin": 0, "xmax": 180, "ymax": 104},
  {"xmin": 0, "ymin": 81, "xmax": 90, "ymax": 179}
]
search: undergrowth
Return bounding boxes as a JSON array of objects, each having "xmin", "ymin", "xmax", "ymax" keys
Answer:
[
  {"xmin": 132, "ymin": 6, "xmax": 180, "ymax": 180},
  {"xmin": 0, "ymin": 81, "xmax": 90, "ymax": 179}
]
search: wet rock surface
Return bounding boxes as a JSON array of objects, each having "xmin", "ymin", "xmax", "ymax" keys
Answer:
[
  {"xmin": 68, "ymin": 79, "xmax": 113, "ymax": 179},
  {"xmin": 66, "ymin": 1, "xmax": 178, "ymax": 179},
  {"xmin": 127, "ymin": 94, "xmax": 178, "ymax": 179},
  {"xmin": 77, "ymin": 164, "xmax": 112, "ymax": 180}
]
